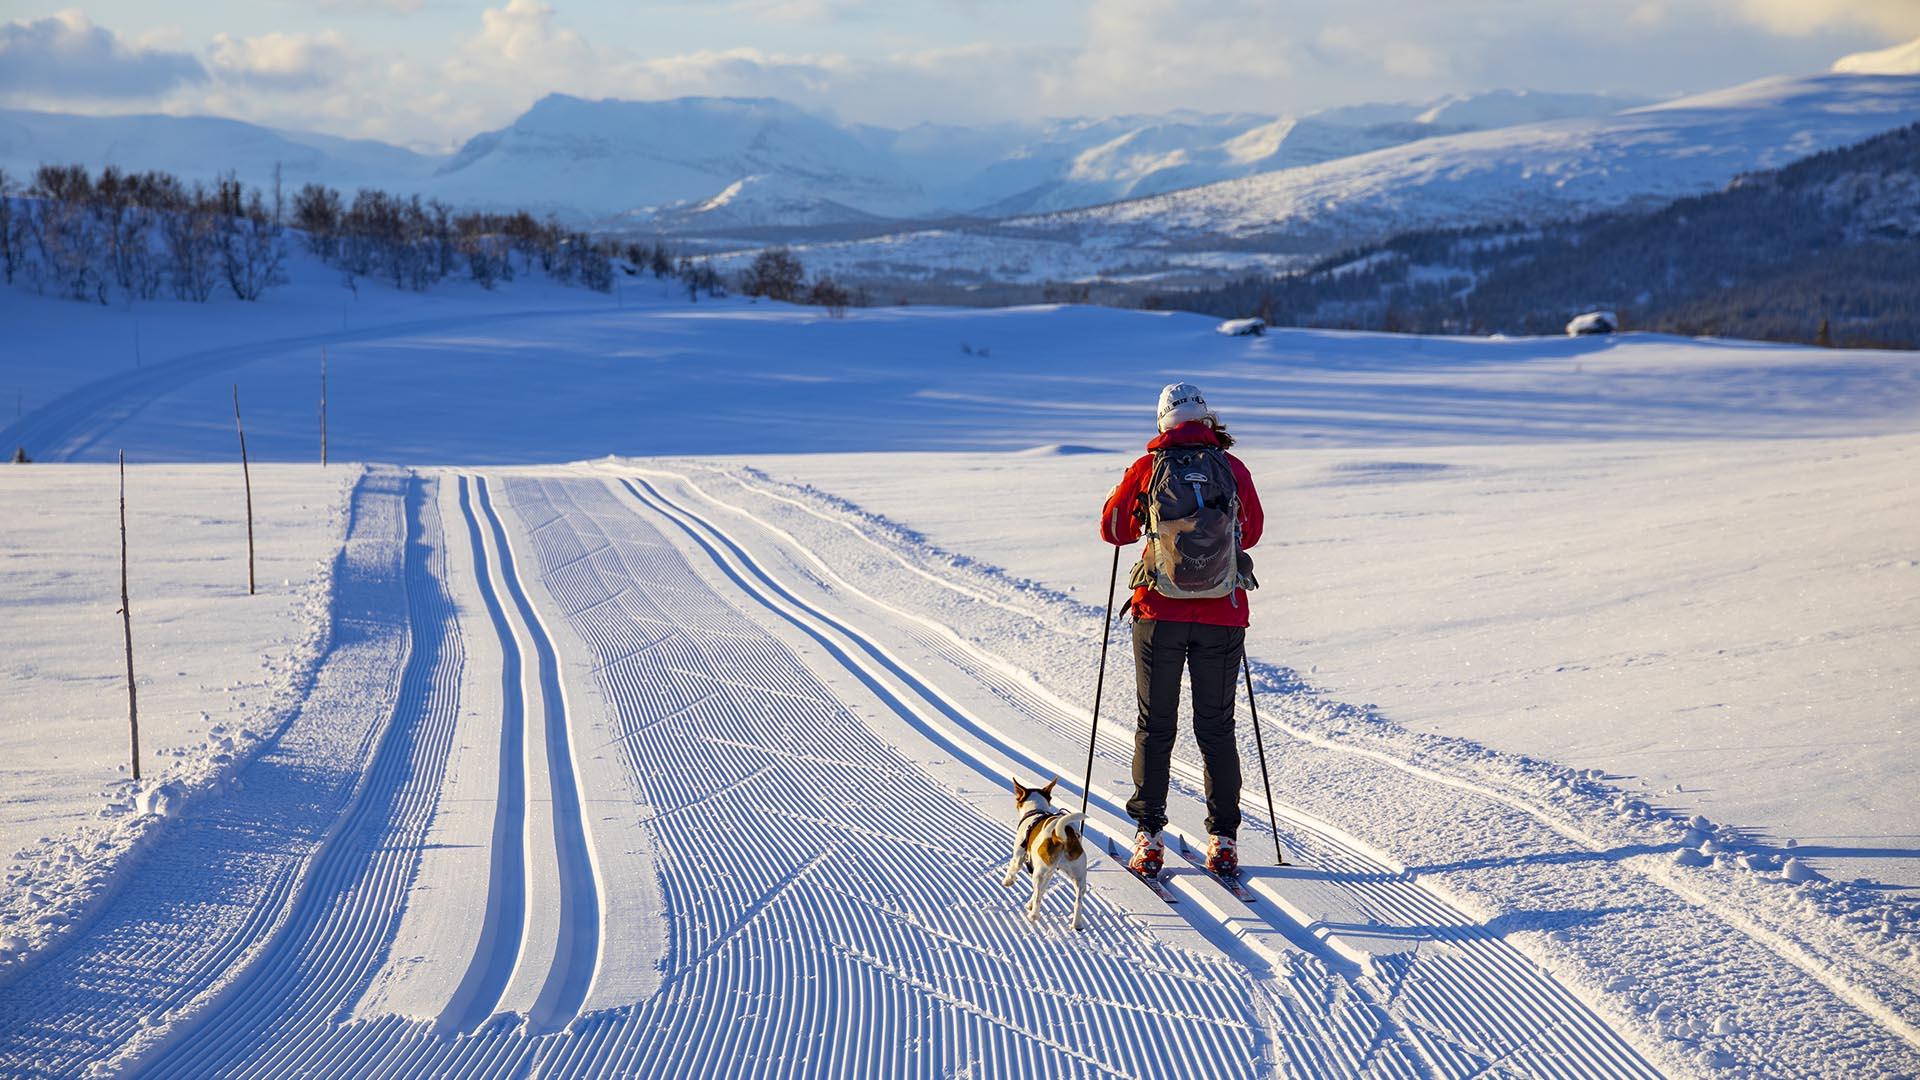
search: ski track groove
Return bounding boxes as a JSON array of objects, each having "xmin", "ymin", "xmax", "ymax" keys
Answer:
[
  {"xmin": 138, "ymin": 473, "xmax": 465, "ymax": 1078},
  {"xmin": 436, "ymin": 474, "xmax": 531, "ymax": 1035},
  {"xmin": 608, "ymin": 475, "xmax": 1428, "ymax": 1078},
  {"xmin": 511, "ymin": 475, "xmax": 1287, "ymax": 1078},
  {"xmin": 474, "ymin": 475, "xmax": 603, "ymax": 1035},
  {"xmin": 626, "ymin": 467, "xmax": 1664, "ymax": 1080}
]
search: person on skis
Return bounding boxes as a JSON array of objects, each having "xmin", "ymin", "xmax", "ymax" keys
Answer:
[{"xmin": 1100, "ymin": 382, "xmax": 1263, "ymax": 878}]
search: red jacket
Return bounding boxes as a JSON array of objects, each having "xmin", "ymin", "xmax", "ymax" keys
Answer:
[{"xmin": 1100, "ymin": 421, "xmax": 1263, "ymax": 628}]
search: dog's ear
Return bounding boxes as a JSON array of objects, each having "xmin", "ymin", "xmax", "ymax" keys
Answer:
[
  {"xmin": 1041, "ymin": 776, "xmax": 1058, "ymax": 799},
  {"xmin": 1011, "ymin": 776, "xmax": 1027, "ymax": 799}
]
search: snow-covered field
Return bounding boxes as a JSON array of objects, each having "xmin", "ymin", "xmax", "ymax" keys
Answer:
[
  {"xmin": 3, "ymin": 260, "xmax": 1918, "ymax": 1077},
  {"xmin": 747, "ymin": 436, "xmax": 1920, "ymax": 890}
]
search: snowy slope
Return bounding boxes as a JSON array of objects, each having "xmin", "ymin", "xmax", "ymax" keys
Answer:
[
  {"xmin": 2, "ymin": 90, "xmax": 1641, "ymax": 232},
  {"xmin": 762, "ymin": 71, "xmax": 1920, "ymax": 283},
  {"xmin": 0, "ymin": 108, "xmax": 436, "ymax": 196},
  {"xmin": 1028, "ymin": 73, "xmax": 1920, "ymax": 244},
  {"xmin": 5, "ymin": 261, "xmax": 1920, "ymax": 1076},
  {"xmin": 430, "ymin": 94, "xmax": 928, "ymax": 224}
]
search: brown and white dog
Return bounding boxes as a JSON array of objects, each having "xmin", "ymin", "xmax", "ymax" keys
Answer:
[{"xmin": 1001, "ymin": 777, "xmax": 1088, "ymax": 931}]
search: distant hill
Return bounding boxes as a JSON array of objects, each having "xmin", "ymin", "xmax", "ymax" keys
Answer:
[
  {"xmin": 0, "ymin": 108, "xmax": 435, "ymax": 195},
  {"xmin": 0, "ymin": 89, "xmax": 1641, "ymax": 231},
  {"xmin": 732, "ymin": 69, "xmax": 1920, "ymax": 287},
  {"xmin": 1173, "ymin": 123, "xmax": 1920, "ymax": 348},
  {"xmin": 1010, "ymin": 73, "xmax": 1920, "ymax": 255}
]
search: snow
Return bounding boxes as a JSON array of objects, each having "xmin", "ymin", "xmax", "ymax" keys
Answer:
[
  {"xmin": 763, "ymin": 72, "xmax": 1920, "ymax": 282},
  {"xmin": 0, "ymin": 463, "xmax": 355, "ymax": 967},
  {"xmin": 1567, "ymin": 310, "xmax": 1619, "ymax": 335},
  {"xmin": 3, "ymin": 249, "xmax": 1919, "ymax": 1075},
  {"xmin": 750, "ymin": 435, "xmax": 1920, "ymax": 891},
  {"xmin": 7, "ymin": 90, "xmax": 1647, "ymax": 232},
  {"xmin": 1834, "ymin": 36, "xmax": 1920, "ymax": 76},
  {"xmin": 0, "ymin": 108, "xmax": 434, "ymax": 199}
]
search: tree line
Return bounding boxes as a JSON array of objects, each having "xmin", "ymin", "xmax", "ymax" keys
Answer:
[
  {"xmin": 1, "ymin": 162, "xmax": 878, "ymax": 316},
  {"xmin": 0, "ymin": 164, "xmax": 286, "ymax": 305}
]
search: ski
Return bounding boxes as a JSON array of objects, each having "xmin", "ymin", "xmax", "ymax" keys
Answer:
[
  {"xmin": 1107, "ymin": 838, "xmax": 1178, "ymax": 904},
  {"xmin": 1173, "ymin": 840, "xmax": 1259, "ymax": 904}
]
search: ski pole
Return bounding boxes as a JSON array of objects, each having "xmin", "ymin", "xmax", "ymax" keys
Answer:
[
  {"xmin": 1242, "ymin": 654, "xmax": 1285, "ymax": 865},
  {"xmin": 1080, "ymin": 544, "xmax": 1123, "ymax": 815}
]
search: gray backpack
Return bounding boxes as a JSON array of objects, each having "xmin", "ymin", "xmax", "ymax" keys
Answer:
[{"xmin": 1129, "ymin": 445, "xmax": 1252, "ymax": 600}]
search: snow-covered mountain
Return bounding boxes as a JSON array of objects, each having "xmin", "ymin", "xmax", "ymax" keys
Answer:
[
  {"xmin": 430, "ymin": 93, "xmax": 927, "ymax": 224},
  {"xmin": 0, "ymin": 108, "xmax": 435, "ymax": 195},
  {"xmin": 2, "ymin": 89, "xmax": 1640, "ymax": 231},
  {"xmin": 1024, "ymin": 73, "xmax": 1920, "ymax": 250},
  {"xmin": 756, "ymin": 69, "xmax": 1920, "ymax": 285},
  {"xmin": 870, "ymin": 92, "xmax": 1644, "ymax": 218}
]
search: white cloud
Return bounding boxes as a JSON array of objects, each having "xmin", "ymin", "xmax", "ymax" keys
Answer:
[
  {"xmin": 0, "ymin": 10, "xmax": 207, "ymax": 101},
  {"xmin": 9, "ymin": 0, "xmax": 1909, "ymax": 152},
  {"xmin": 1734, "ymin": 1, "xmax": 1920, "ymax": 38},
  {"xmin": 1833, "ymin": 36, "xmax": 1920, "ymax": 75},
  {"xmin": 309, "ymin": 0, "xmax": 426, "ymax": 11},
  {"xmin": 208, "ymin": 31, "xmax": 350, "ymax": 91}
]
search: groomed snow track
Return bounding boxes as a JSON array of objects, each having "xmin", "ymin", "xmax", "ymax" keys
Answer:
[{"xmin": 2, "ymin": 470, "xmax": 1672, "ymax": 1078}]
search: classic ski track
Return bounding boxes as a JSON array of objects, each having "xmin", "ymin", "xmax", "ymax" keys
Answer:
[
  {"xmin": 435, "ymin": 474, "xmax": 532, "ymax": 1034},
  {"xmin": 474, "ymin": 475, "xmax": 605, "ymax": 1034},
  {"xmin": 510, "ymin": 475, "xmax": 1327, "ymax": 1079},
  {"xmin": 137, "ymin": 473, "xmax": 471, "ymax": 1078},
  {"xmin": 623, "ymin": 467, "xmax": 1664, "ymax": 1080},
  {"xmin": 678, "ymin": 460, "xmax": 1920, "ymax": 1059}
]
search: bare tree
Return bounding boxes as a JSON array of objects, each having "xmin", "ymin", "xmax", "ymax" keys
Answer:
[
  {"xmin": 220, "ymin": 191, "xmax": 287, "ymax": 302},
  {"xmin": 0, "ymin": 167, "xmax": 18, "ymax": 285},
  {"xmin": 740, "ymin": 246, "xmax": 805, "ymax": 302},
  {"xmin": 808, "ymin": 274, "xmax": 851, "ymax": 318},
  {"xmin": 27, "ymin": 166, "xmax": 99, "ymax": 302},
  {"xmin": 292, "ymin": 183, "xmax": 342, "ymax": 259},
  {"xmin": 164, "ymin": 183, "xmax": 220, "ymax": 302}
]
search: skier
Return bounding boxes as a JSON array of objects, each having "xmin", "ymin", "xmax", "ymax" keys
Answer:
[{"xmin": 1100, "ymin": 383, "xmax": 1263, "ymax": 878}]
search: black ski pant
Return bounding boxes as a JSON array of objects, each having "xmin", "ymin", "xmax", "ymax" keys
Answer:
[{"xmin": 1127, "ymin": 618, "xmax": 1244, "ymax": 839}]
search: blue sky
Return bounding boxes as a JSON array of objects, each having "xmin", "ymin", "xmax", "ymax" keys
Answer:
[{"xmin": 2, "ymin": 1, "xmax": 1914, "ymax": 149}]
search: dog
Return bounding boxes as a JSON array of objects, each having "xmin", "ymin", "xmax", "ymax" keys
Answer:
[{"xmin": 1001, "ymin": 777, "xmax": 1089, "ymax": 931}]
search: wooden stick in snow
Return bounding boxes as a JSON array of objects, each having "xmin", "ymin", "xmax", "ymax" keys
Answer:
[
  {"xmin": 119, "ymin": 450, "xmax": 141, "ymax": 782},
  {"xmin": 233, "ymin": 384, "xmax": 256, "ymax": 596},
  {"xmin": 320, "ymin": 347, "xmax": 328, "ymax": 468}
]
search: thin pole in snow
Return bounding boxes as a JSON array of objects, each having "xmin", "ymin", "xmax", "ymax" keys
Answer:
[
  {"xmin": 319, "ymin": 347, "xmax": 328, "ymax": 468},
  {"xmin": 118, "ymin": 450, "xmax": 141, "ymax": 782},
  {"xmin": 233, "ymin": 384, "xmax": 256, "ymax": 596},
  {"xmin": 1242, "ymin": 655, "xmax": 1285, "ymax": 866},
  {"xmin": 1080, "ymin": 544, "xmax": 1123, "ymax": 816}
]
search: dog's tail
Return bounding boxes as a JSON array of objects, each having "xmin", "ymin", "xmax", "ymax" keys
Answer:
[
  {"xmin": 1048, "ymin": 813, "xmax": 1087, "ymax": 860},
  {"xmin": 1045, "ymin": 813, "xmax": 1087, "ymax": 842}
]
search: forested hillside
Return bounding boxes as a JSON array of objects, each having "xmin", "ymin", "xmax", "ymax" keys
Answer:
[{"xmin": 1175, "ymin": 123, "xmax": 1920, "ymax": 347}]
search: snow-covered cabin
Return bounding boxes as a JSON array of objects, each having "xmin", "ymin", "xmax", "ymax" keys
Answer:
[
  {"xmin": 1565, "ymin": 311, "xmax": 1618, "ymax": 336},
  {"xmin": 1217, "ymin": 318, "xmax": 1266, "ymax": 337}
]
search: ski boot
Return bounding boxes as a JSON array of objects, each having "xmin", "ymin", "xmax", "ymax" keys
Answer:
[
  {"xmin": 1205, "ymin": 835, "xmax": 1239, "ymax": 878},
  {"xmin": 1129, "ymin": 831, "xmax": 1165, "ymax": 878}
]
